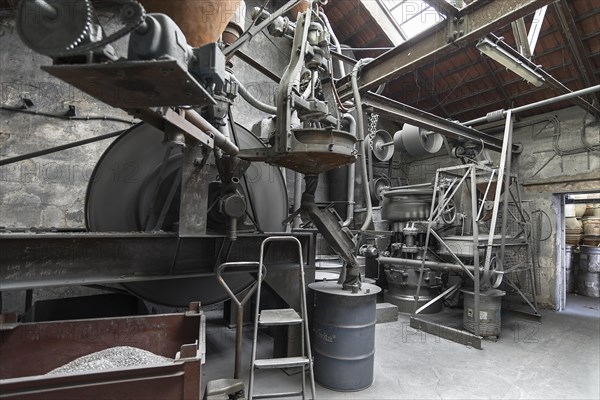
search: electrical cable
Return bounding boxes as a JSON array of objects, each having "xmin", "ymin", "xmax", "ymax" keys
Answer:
[
  {"xmin": 0, "ymin": 129, "xmax": 126, "ymax": 166},
  {"xmin": 532, "ymin": 209, "xmax": 553, "ymax": 241},
  {"xmin": 0, "ymin": 105, "xmax": 136, "ymax": 124},
  {"xmin": 580, "ymin": 111, "xmax": 600, "ymax": 152}
]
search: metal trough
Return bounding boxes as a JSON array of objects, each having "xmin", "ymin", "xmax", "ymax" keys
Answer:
[{"xmin": 0, "ymin": 303, "xmax": 205, "ymax": 400}]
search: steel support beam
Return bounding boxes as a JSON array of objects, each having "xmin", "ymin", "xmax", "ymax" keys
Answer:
[
  {"xmin": 0, "ymin": 232, "xmax": 314, "ymax": 290},
  {"xmin": 336, "ymin": 0, "xmax": 556, "ymax": 99},
  {"xmin": 235, "ymin": 50, "xmax": 281, "ymax": 83},
  {"xmin": 361, "ymin": 92, "xmax": 514, "ymax": 153},
  {"xmin": 527, "ymin": 5, "xmax": 548, "ymax": 54},
  {"xmin": 410, "ymin": 315, "xmax": 483, "ymax": 349},
  {"xmin": 422, "ymin": 0, "xmax": 460, "ymax": 17},
  {"xmin": 511, "ymin": 17, "xmax": 532, "ymax": 57}
]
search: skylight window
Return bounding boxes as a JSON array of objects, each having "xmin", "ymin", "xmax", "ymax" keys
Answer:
[{"xmin": 377, "ymin": 0, "xmax": 446, "ymax": 40}]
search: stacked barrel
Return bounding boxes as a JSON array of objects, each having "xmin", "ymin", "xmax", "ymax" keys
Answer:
[
  {"xmin": 582, "ymin": 204, "xmax": 600, "ymax": 246},
  {"xmin": 568, "ymin": 203, "xmax": 600, "ymax": 298},
  {"xmin": 578, "ymin": 246, "xmax": 600, "ymax": 298}
]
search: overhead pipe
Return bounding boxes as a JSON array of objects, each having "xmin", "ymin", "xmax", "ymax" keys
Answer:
[{"xmin": 464, "ymin": 84, "xmax": 600, "ymax": 126}]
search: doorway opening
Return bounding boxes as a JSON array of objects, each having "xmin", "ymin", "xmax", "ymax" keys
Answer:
[{"xmin": 562, "ymin": 192, "xmax": 599, "ymax": 309}]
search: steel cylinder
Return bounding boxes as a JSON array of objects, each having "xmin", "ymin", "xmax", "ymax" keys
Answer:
[
  {"xmin": 383, "ymin": 265, "xmax": 442, "ymax": 314},
  {"xmin": 309, "ymin": 282, "xmax": 381, "ymax": 392},
  {"xmin": 461, "ymin": 289, "xmax": 505, "ymax": 337},
  {"xmin": 577, "ymin": 246, "xmax": 600, "ymax": 298}
]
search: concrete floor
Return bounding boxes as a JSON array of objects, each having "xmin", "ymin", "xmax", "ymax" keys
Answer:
[{"xmin": 202, "ymin": 294, "xmax": 600, "ymax": 399}]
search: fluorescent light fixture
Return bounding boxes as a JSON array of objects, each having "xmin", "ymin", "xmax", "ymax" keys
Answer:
[{"xmin": 476, "ymin": 37, "xmax": 545, "ymax": 87}]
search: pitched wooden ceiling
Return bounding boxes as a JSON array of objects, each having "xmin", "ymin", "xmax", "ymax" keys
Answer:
[{"xmin": 325, "ymin": 0, "xmax": 600, "ymax": 122}]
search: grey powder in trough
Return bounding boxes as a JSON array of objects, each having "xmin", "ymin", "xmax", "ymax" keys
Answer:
[{"xmin": 47, "ymin": 346, "xmax": 173, "ymax": 374}]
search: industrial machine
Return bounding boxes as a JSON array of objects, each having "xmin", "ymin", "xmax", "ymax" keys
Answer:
[
  {"xmin": 1, "ymin": 4, "xmax": 562, "ymax": 398},
  {"xmin": 8, "ymin": 0, "xmax": 373, "ymax": 306}
]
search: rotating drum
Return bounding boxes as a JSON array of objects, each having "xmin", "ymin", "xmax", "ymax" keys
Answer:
[
  {"xmin": 85, "ymin": 122, "xmax": 288, "ymax": 306},
  {"xmin": 393, "ymin": 125, "xmax": 443, "ymax": 156}
]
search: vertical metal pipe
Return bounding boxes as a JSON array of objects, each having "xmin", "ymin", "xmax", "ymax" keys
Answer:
[
  {"xmin": 234, "ymin": 302, "xmax": 244, "ymax": 378},
  {"xmin": 482, "ymin": 110, "xmax": 514, "ymax": 278},
  {"xmin": 293, "ymin": 172, "xmax": 303, "ymax": 229},
  {"xmin": 351, "ymin": 60, "xmax": 373, "ymax": 231},
  {"xmin": 342, "ymin": 114, "xmax": 357, "ymax": 227},
  {"xmin": 413, "ymin": 169, "xmax": 440, "ymax": 314},
  {"xmin": 470, "ymin": 165, "xmax": 481, "ymax": 337},
  {"xmin": 499, "ymin": 116, "xmax": 514, "ymax": 273}
]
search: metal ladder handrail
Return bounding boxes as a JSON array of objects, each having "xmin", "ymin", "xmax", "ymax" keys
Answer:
[
  {"xmin": 215, "ymin": 261, "xmax": 267, "ymax": 380},
  {"xmin": 248, "ymin": 236, "xmax": 316, "ymax": 400}
]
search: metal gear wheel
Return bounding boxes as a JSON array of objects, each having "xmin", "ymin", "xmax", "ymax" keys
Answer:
[{"xmin": 17, "ymin": 0, "xmax": 94, "ymax": 57}]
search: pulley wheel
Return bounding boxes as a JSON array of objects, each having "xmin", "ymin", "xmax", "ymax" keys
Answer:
[
  {"xmin": 485, "ymin": 256, "xmax": 504, "ymax": 289},
  {"xmin": 85, "ymin": 122, "xmax": 288, "ymax": 306},
  {"xmin": 368, "ymin": 130, "xmax": 394, "ymax": 162},
  {"xmin": 394, "ymin": 124, "xmax": 443, "ymax": 156},
  {"xmin": 369, "ymin": 175, "xmax": 391, "ymax": 204}
]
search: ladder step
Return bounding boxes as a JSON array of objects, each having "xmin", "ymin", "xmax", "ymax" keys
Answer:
[
  {"xmin": 252, "ymin": 391, "xmax": 304, "ymax": 399},
  {"xmin": 254, "ymin": 356, "xmax": 309, "ymax": 369},
  {"xmin": 259, "ymin": 309, "xmax": 303, "ymax": 325}
]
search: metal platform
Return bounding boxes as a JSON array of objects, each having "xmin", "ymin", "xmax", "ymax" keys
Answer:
[{"xmin": 43, "ymin": 60, "xmax": 215, "ymax": 108}]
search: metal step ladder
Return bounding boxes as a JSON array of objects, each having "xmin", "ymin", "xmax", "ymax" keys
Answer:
[{"xmin": 248, "ymin": 236, "xmax": 316, "ymax": 400}]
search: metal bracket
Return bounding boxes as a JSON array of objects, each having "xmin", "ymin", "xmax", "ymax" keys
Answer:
[{"xmin": 447, "ymin": 15, "xmax": 466, "ymax": 45}]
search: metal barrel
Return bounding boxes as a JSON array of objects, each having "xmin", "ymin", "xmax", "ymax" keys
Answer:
[
  {"xmin": 461, "ymin": 288, "xmax": 505, "ymax": 337},
  {"xmin": 577, "ymin": 246, "xmax": 600, "ymax": 298},
  {"xmin": 309, "ymin": 282, "xmax": 381, "ymax": 392}
]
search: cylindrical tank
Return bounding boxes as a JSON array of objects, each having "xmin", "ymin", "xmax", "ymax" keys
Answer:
[
  {"xmin": 383, "ymin": 265, "xmax": 442, "ymax": 314},
  {"xmin": 577, "ymin": 246, "xmax": 600, "ymax": 298},
  {"xmin": 309, "ymin": 282, "xmax": 381, "ymax": 392},
  {"xmin": 461, "ymin": 289, "xmax": 505, "ymax": 337},
  {"xmin": 565, "ymin": 245, "xmax": 575, "ymax": 293},
  {"xmin": 140, "ymin": 0, "xmax": 242, "ymax": 47}
]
